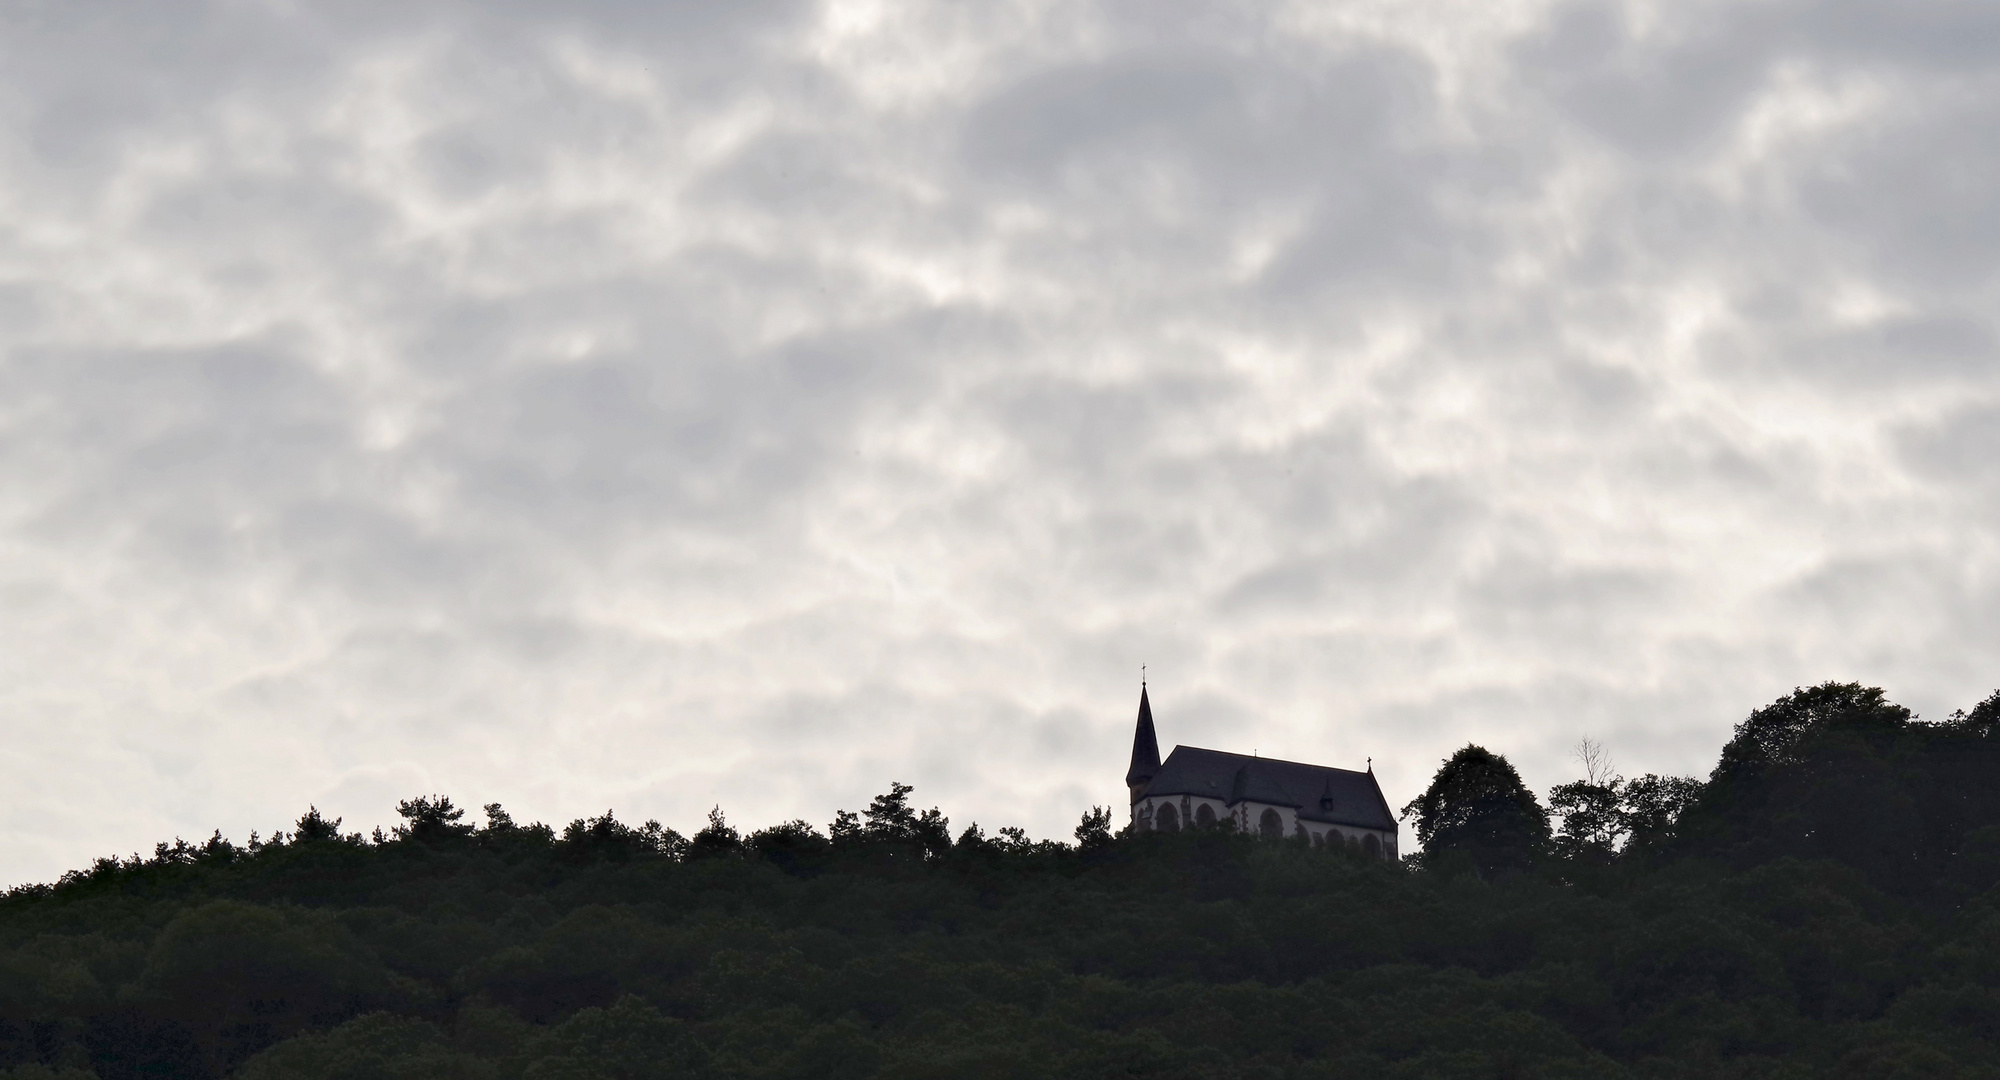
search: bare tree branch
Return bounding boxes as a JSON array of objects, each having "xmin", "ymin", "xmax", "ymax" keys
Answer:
[{"xmin": 1573, "ymin": 736, "xmax": 1617, "ymax": 787}]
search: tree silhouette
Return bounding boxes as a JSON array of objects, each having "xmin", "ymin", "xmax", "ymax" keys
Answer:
[
  {"xmin": 1074, "ymin": 806, "xmax": 1113, "ymax": 849},
  {"xmin": 859, "ymin": 781, "xmax": 951, "ymax": 858},
  {"xmin": 687, "ymin": 806, "xmax": 741, "ymax": 859},
  {"xmin": 292, "ymin": 807, "xmax": 343, "ymax": 844},
  {"xmin": 391, "ymin": 796, "xmax": 472, "ymax": 845},
  {"xmin": 1402, "ymin": 744, "xmax": 1549, "ymax": 875}
]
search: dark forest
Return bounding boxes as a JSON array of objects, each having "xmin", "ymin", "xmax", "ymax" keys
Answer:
[{"xmin": 8, "ymin": 681, "xmax": 2000, "ymax": 1079}]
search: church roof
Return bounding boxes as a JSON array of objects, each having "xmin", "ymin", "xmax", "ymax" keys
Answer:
[
  {"xmin": 1124, "ymin": 686, "xmax": 1161, "ymax": 788},
  {"xmin": 1142, "ymin": 746, "xmax": 1397, "ymax": 832}
]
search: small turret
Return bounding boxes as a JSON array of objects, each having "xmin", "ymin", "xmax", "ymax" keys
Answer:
[{"xmin": 1125, "ymin": 684, "xmax": 1161, "ymax": 803}]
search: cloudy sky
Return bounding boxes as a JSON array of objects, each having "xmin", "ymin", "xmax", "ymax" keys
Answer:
[{"xmin": 2, "ymin": 0, "xmax": 1997, "ymax": 884}]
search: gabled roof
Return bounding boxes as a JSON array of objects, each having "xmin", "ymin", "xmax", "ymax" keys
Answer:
[{"xmin": 1142, "ymin": 746, "xmax": 1397, "ymax": 832}]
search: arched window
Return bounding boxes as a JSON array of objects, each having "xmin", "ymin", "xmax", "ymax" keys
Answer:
[
  {"xmin": 1194, "ymin": 803, "xmax": 1216, "ymax": 828},
  {"xmin": 1259, "ymin": 808, "xmax": 1283, "ymax": 839},
  {"xmin": 1155, "ymin": 803, "xmax": 1180, "ymax": 832},
  {"xmin": 1323, "ymin": 828, "xmax": 1343, "ymax": 848},
  {"xmin": 1363, "ymin": 833, "xmax": 1383, "ymax": 859}
]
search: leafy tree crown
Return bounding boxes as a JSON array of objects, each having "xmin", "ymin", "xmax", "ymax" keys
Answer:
[{"xmin": 1402, "ymin": 744, "xmax": 1550, "ymax": 873}]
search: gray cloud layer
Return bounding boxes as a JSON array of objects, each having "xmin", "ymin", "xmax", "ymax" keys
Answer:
[{"xmin": 3, "ymin": 0, "xmax": 1997, "ymax": 884}]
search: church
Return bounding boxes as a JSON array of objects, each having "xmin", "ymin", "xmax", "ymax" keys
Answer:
[{"xmin": 1124, "ymin": 685, "xmax": 1400, "ymax": 859}]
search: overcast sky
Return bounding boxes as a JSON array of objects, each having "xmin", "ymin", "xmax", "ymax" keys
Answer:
[{"xmin": 2, "ymin": 0, "xmax": 1997, "ymax": 884}]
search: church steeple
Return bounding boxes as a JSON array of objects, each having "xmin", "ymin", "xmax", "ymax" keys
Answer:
[{"xmin": 1124, "ymin": 682, "xmax": 1161, "ymax": 800}]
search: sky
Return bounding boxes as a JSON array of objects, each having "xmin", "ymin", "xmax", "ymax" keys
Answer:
[{"xmin": 2, "ymin": 0, "xmax": 1998, "ymax": 886}]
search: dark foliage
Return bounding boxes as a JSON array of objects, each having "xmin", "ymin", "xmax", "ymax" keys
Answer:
[
  {"xmin": 8, "ymin": 684, "xmax": 2000, "ymax": 1078},
  {"xmin": 392, "ymin": 796, "xmax": 474, "ymax": 845},
  {"xmin": 1401, "ymin": 744, "xmax": 1550, "ymax": 876},
  {"xmin": 1549, "ymin": 774, "xmax": 1704, "ymax": 865},
  {"xmin": 1681, "ymin": 681, "xmax": 2000, "ymax": 894}
]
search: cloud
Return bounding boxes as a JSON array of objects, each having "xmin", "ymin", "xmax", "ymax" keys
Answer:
[{"xmin": 1, "ymin": 0, "xmax": 1997, "ymax": 884}]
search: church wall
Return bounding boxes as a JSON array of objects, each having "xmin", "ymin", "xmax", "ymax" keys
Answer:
[
  {"xmin": 1138, "ymin": 795, "xmax": 1396, "ymax": 859},
  {"xmin": 1137, "ymin": 794, "xmax": 1228, "ymax": 832},
  {"xmin": 1233, "ymin": 800, "xmax": 1295, "ymax": 838},
  {"xmin": 1186, "ymin": 796, "xmax": 1225, "ymax": 828},
  {"xmin": 1308, "ymin": 825, "xmax": 1398, "ymax": 860}
]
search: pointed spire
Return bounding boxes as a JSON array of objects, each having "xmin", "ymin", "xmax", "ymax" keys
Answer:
[{"xmin": 1124, "ymin": 683, "xmax": 1161, "ymax": 790}]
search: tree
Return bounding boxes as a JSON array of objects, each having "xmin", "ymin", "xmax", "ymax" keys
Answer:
[
  {"xmin": 134, "ymin": 900, "xmax": 397, "ymax": 1074},
  {"xmin": 1074, "ymin": 806, "xmax": 1113, "ymax": 850},
  {"xmin": 864, "ymin": 782, "xmax": 920, "ymax": 835},
  {"xmin": 1947, "ymin": 688, "xmax": 2000, "ymax": 737},
  {"xmin": 516, "ymin": 995, "xmax": 711, "ymax": 1080},
  {"xmin": 558, "ymin": 812, "xmax": 677, "ymax": 863},
  {"xmin": 1710, "ymin": 682, "xmax": 1911, "ymax": 785},
  {"xmin": 911, "ymin": 807, "xmax": 952, "ymax": 858},
  {"xmin": 687, "ymin": 807, "xmax": 741, "ymax": 859},
  {"xmin": 747, "ymin": 820, "xmax": 828, "ymax": 871},
  {"xmin": 829, "ymin": 810, "xmax": 864, "ymax": 846},
  {"xmin": 1402, "ymin": 745, "xmax": 1549, "ymax": 876},
  {"xmin": 1549, "ymin": 780, "xmax": 1624, "ymax": 863},
  {"xmin": 1576, "ymin": 736, "xmax": 1614, "ymax": 785},
  {"xmin": 236, "ymin": 1013, "xmax": 479, "ymax": 1080},
  {"xmin": 1550, "ymin": 774, "xmax": 1703, "ymax": 865},
  {"xmin": 635, "ymin": 820, "xmax": 689, "ymax": 860},
  {"xmin": 1550, "ymin": 738, "xmax": 1623, "ymax": 862},
  {"xmin": 1616, "ymin": 773, "xmax": 1703, "ymax": 856},
  {"xmin": 1548, "ymin": 739, "xmax": 1703, "ymax": 864},
  {"xmin": 1683, "ymin": 682, "xmax": 1923, "ymax": 877},
  {"xmin": 856, "ymin": 781, "xmax": 951, "ymax": 859},
  {"xmin": 293, "ymin": 807, "xmax": 344, "ymax": 844},
  {"xmin": 392, "ymin": 796, "xmax": 473, "ymax": 845}
]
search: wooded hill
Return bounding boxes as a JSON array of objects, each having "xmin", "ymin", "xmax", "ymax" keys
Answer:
[{"xmin": 6, "ymin": 681, "xmax": 2000, "ymax": 1079}]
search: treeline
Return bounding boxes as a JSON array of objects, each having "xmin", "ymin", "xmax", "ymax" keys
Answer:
[
  {"xmin": 20, "ymin": 777, "xmax": 1073, "ymax": 900},
  {"xmin": 1411, "ymin": 681, "xmax": 2000, "ymax": 899},
  {"xmin": 4, "ymin": 682, "xmax": 2000, "ymax": 1079}
]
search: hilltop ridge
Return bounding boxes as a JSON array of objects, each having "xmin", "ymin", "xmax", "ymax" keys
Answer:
[{"xmin": 6, "ymin": 682, "xmax": 2000, "ymax": 1079}]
